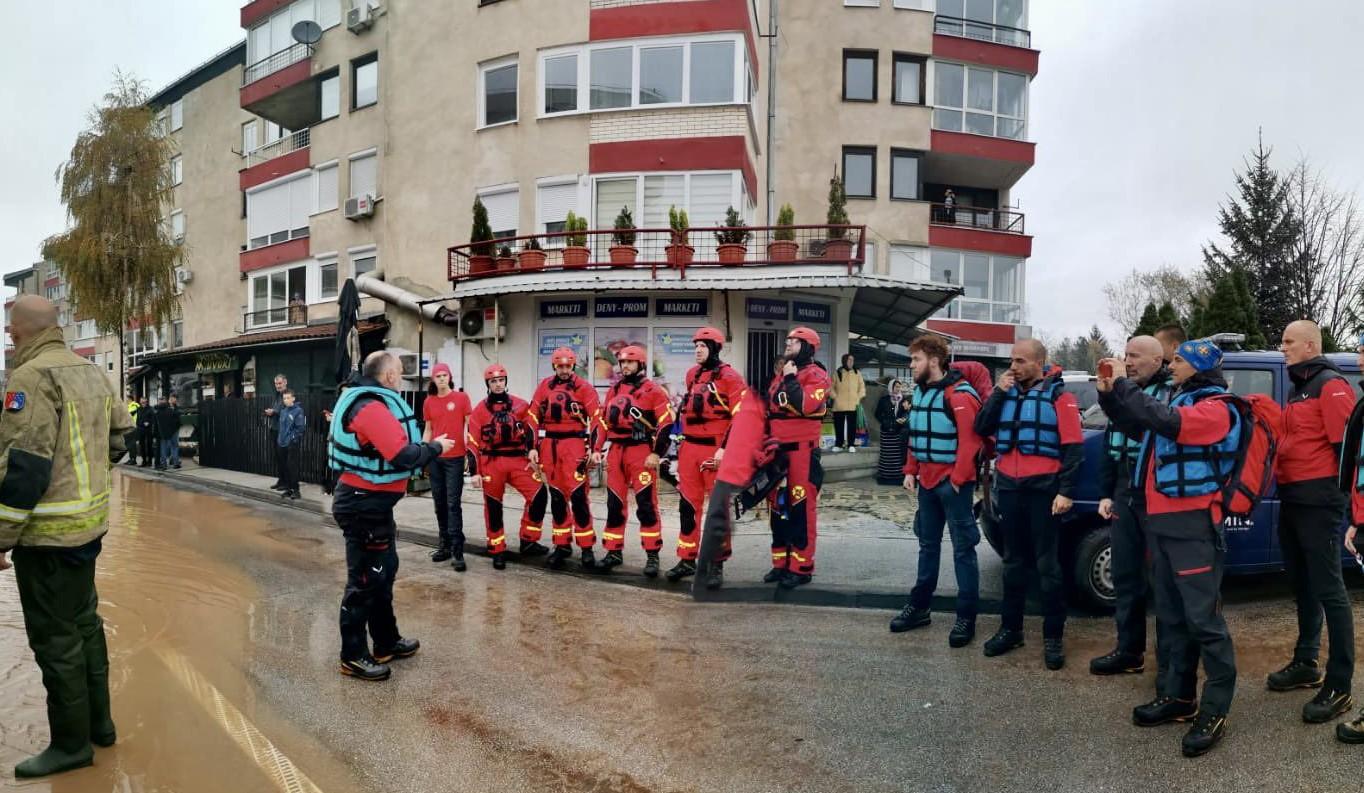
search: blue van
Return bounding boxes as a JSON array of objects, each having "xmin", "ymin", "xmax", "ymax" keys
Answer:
[{"xmin": 978, "ymin": 350, "xmax": 1361, "ymax": 609}]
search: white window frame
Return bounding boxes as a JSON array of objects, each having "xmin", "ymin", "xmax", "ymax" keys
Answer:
[
  {"xmin": 311, "ymin": 251, "xmax": 339, "ymax": 304},
  {"xmin": 246, "ymin": 259, "xmax": 311, "ymax": 329},
  {"xmin": 478, "ymin": 55, "xmax": 519, "ymax": 130},
  {"xmin": 169, "ymin": 99, "xmax": 183, "ymax": 132},
  {"xmin": 588, "ymin": 170, "xmax": 743, "ymax": 228},
  {"xmin": 320, "ymin": 73, "xmax": 340, "ymax": 120},
  {"xmin": 348, "ymin": 244, "xmax": 378, "ymax": 280},
  {"xmin": 170, "ymin": 155, "xmax": 183, "ymax": 186},
  {"xmin": 169, "ymin": 210, "xmax": 185, "ymax": 242},
  {"xmin": 931, "ymin": 248, "xmax": 1027, "ymax": 324},
  {"xmin": 537, "ymin": 33, "xmax": 750, "ymax": 119},
  {"xmin": 241, "ymin": 120, "xmax": 258, "ymax": 153},
  {"xmin": 477, "ymin": 183, "xmax": 520, "ymax": 239},
  {"xmin": 844, "ymin": 0, "xmax": 880, "ymax": 5},
  {"xmin": 245, "ymin": 171, "xmax": 313, "ymax": 249},
  {"xmin": 313, "ymin": 160, "xmax": 339, "ymax": 215},
  {"xmin": 932, "ymin": 60, "xmax": 1028, "ymax": 141},
  {"xmin": 347, "ymin": 148, "xmax": 378, "ymax": 200},
  {"xmin": 535, "ymin": 175, "xmax": 585, "ymax": 243}
]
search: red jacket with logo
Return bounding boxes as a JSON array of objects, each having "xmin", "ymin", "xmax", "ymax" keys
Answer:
[
  {"xmin": 527, "ymin": 373, "xmax": 601, "ymax": 440},
  {"xmin": 767, "ymin": 361, "xmax": 831, "ymax": 444},
  {"xmin": 680, "ymin": 362, "xmax": 748, "ymax": 442},
  {"xmin": 595, "ymin": 376, "xmax": 674, "ymax": 455},
  {"xmin": 466, "ymin": 393, "xmax": 535, "ymax": 461},
  {"xmin": 1276, "ymin": 359, "xmax": 1354, "ymax": 502}
]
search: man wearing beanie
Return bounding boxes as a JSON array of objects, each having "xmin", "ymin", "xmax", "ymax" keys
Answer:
[{"xmin": 1097, "ymin": 338, "xmax": 1239, "ymax": 758}]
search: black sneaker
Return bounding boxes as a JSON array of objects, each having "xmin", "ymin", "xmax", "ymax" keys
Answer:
[
  {"xmin": 889, "ymin": 604, "xmax": 932, "ymax": 633},
  {"xmin": 519, "ymin": 540, "xmax": 549, "ymax": 557},
  {"xmin": 1044, "ymin": 638, "xmax": 1065, "ymax": 671},
  {"xmin": 1132, "ymin": 696, "xmax": 1198, "ymax": 727},
  {"xmin": 1336, "ymin": 712, "xmax": 1364, "ymax": 744},
  {"xmin": 705, "ymin": 562, "xmax": 724, "ymax": 590},
  {"xmin": 452, "ymin": 554, "xmax": 467, "ymax": 572},
  {"xmin": 948, "ymin": 618, "xmax": 975, "ymax": 648},
  {"xmin": 762, "ymin": 567, "xmax": 786, "ymax": 584},
  {"xmin": 547, "ymin": 546, "xmax": 573, "ymax": 570},
  {"xmin": 580, "ymin": 548, "xmax": 597, "ymax": 570},
  {"xmin": 643, "ymin": 551, "xmax": 661, "ymax": 578},
  {"xmin": 777, "ymin": 571, "xmax": 812, "ymax": 589},
  {"xmin": 666, "ymin": 560, "xmax": 697, "ymax": 582},
  {"xmin": 339, "ymin": 656, "xmax": 391, "ymax": 681},
  {"xmin": 1181, "ymin": 712, "xmax": 1226, "ymax": 757},
  {"xmin": 1304, "ymin": 688, "xmax": 1353, "ymax": 724},
  {"xmin": 492, "ymin": 555, "xmax": 507, "ymax": 570},
  {"xmin": 430, "ymin": 546, "xmax": 453, "ymax": 563},
  {"xmin": 1267, "ymin": 659, "xmax": 1323, "ymax": 691},
  {"xmin": 598, "ymin": 550, "xmax": 623, "ymax": 571},
  {"xmin": 287, "ymin": 490, "xmax": 301, "ymax": 500},
  {"xmin": 1090, "ymin": 650, "xmax": 1145, "ymax": 676},
  {"xmin": 982, "ymin": 628, "xmax": 1025, "ymax": 657},
  {"xmin": 373, "ymin": 637, "xmax": 420, "ymax": 663},
  {"xmin": 269, "ymin": 482, "xmax": 286, "ymax": 491}
]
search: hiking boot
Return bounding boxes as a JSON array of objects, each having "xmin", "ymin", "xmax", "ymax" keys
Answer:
[
  {"xmin": 705, "ymin": 562, "xmax": 724, "ymax": 590},
  {"xmin": 598, "ymin": 550, "xmax": 623, "ymax": 571},
  {"xmin": 1267, "ymin": 659, "xmax": 1324, "ymax": 691},
  {"xmin": 1090, "ymin": 650, "xmax": 1145, "ymax": 676},
  {"xmin": 1336, "ymin": 712, "xmax": 1364, "ymax": 744},
  {"xmin": 889, "ymin": 604, "xmax": 931, "ymax": 633},
  {"xmin": 1304, "ymin": 688, "xmax": 1353, "ymax": 724},
  {"xmin": 762, "ymin": 567, "xmax": 786, "ymax": 584},
  {"xmin": 373, "ymin": 637, "xmax": 420, "ymax": 664},
  {"xmin": 1132, "ymin": 696, "xmax": 1198, "ymax": 727},
  {"xmin": 948, "ymin": 618, "xmax": 975, "ymax": 648},
  {"xmin": 580, "ymin": 548, "xmax": 597, "ymax": 570},
  {"xmin": 982, "ymin": 628, "xmax": 1025, "ymax": 657},
  {"xmin": 452, "ymin": 553, "xmax": 467, "ymax": 572},
  {"xmin": 339, "ymin": 656, "xmax": 391, "ymax": 681},
  {"xmin": 547, "ymin": 546, "xmax": 573, "ymax": 570},
  {"xmin": 430, "ymin": 545, "xmax": 453, "ymax": 563},
  {"xmin": 1044, "ymin": 638, "xmax": 1065, "ymax": 671},
  {"xmin": 519, "ymin": 540, "xmax": 549, "ymax": 557},
  {"xmin": 643, "ymin": 551, "xmax": 661, "ymax": 578},
  {"xmin": 666, "ymin": 559, "xmax": 697, "ymax": 582},
  {"xmin": 287, "ymin": 490, "xmax": 301, "ymax": 500},
  {"xmin": 777, "ymin": 571, "xmax": 812, "ymax": 589},
  {"xmin": 1181, "ymin": 712, "xmax": 1227, "ymax": 757},
  {"xmin": 492, "ymin": 555, "xmax": 507, "ymax": 570}
]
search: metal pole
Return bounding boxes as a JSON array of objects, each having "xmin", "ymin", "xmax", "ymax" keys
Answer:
[
  {"xmin": 417, "ymin": 313, "xmax": 425, "ymax": 395},
  {"xmin": 766, "ymin": 0, "xmax": 778, "ymax": 225}
]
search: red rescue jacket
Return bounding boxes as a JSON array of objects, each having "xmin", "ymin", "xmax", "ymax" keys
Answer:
[
  {"xmin": 527, "ymin": 373, "xmax": 601, "ymax": 440},
  {"xmin": 767, "ymin": 361, "xmax": 831, "ymax": 444},
  {"xmin": 680, "ymin": 362, "xmax": 748, "ymax": 442},
  {"xmin": 595, "ymin": 376, "xmax": 674, "ymax": 455},
  {"xmin": 467, "ymin": 393, "xmax": 534, "ymax": 459}
]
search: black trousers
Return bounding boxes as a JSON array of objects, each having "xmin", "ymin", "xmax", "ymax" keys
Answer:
[
  {"xmin": 832, "ymin": 411, "xmax": 857, "ymax": 448},
  {"xmin": 335, "ymin": 504, "xmax": 401, "ymax": 661},
  {"xmin": 1279, "ymin": 497, "xmax": 1355, "ymax": 692},
  {"xmin": 998, "ymin": 487, "xmax": 1066, "ymax": 638},
  {"xmin": 1148, "ymin": 512, "xmax": 1236, "ymax": 715},
  {"xmin": 276, "ymin": 445, "xmax": 299, "ymax": 492},
  {"xmin": 1111, "ymin": 477, "xmax": 1149, "ymax": 655},
  {"xmin": 428, "ymin": 456, "xmax": 466, "ymax": 551},
  {"xmin": 139, "ymin": 431, "xmax": 156, "ymax": 466}
]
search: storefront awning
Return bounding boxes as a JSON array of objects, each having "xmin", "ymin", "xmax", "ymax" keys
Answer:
[{"xmin": 847, "ymin": 276, "xmax": 961, "ymax": 344}]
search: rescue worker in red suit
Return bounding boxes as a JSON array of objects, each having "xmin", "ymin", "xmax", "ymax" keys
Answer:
[
  {"xmin": 665, "ymin": 327, "xmax": 748, "ymax": 588},
  {"xmin": 592, "ymin": 345, "xmax": 674, "ymax": 576},
  {"xmin": 764, "ymin": 326, "xmax": 833, "ymax": 589},
  {"xmin": 466, "ymin": 364, "xmax": 549, "ymax": 569},
  {"xmin": 527, "ymin": 347, "xmax": 601, "ymax": 571}
]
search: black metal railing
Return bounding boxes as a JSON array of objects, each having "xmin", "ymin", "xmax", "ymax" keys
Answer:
[
  {"xmin": 929, "ymin": 204, "xmax": 1025, "ymax": 234},
  {"xmin": 244, "ymin": 305, "xmax": 308, "ymax": 332},
  {"xmin": 934, "ymin": 15, "xmax": 1031, "ymax": 48},
  {"xmin": 243, "ymin": 42, "xmax": 314, "ymax": 86},
  {"xmin": 447, "ymin": 224, "xmax": 868, "ymax": 283}
]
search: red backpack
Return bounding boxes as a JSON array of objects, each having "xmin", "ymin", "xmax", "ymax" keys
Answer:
[
  {"xmin": 1211, "ymin": 392, "xmax": 1281, "ymax": 519},
  {"xmin": 950, "ymin": 360, "xmax": 995, "ymax": 468}
]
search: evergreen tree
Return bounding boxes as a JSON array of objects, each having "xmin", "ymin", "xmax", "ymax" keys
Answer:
[
  {"xmin": 1083, "ymin": 325, "xmax": 1113, "ymax": 371},
  {"xmin": 1156, "ymin": 301, "xmax": 1182, "ymax": 330},
  {"xmin": 1189, "ymin": 269, "xmax": 1267, "ymax": 349},
  {"xmin": 1201, "ymin": 133, "xmax": 1301, "ymax": 344},
  {"xmin": 1133, "ymin": 302, "xmax": 1161, "ymax": 337}
]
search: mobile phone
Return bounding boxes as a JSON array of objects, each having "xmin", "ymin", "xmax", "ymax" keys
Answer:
[{"xmin": 1098, "ymin": 361, "xmax": 1114, "ymax": 379}]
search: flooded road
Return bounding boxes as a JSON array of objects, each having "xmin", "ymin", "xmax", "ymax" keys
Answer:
[{"xmin": 2, "ymin": 474, "xmax": 1362, "ymax": 792}]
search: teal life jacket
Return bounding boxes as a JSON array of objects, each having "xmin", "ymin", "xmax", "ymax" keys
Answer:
[
  {"xmin": 1104, "ymin": 374, "xmax": 1173, "ymax": 466},
  {"xmin": 328, "ymin": 385, "xmax": 421, "ymax": 483},
  {"xmin": 1139, "ymin": 385, "xmax": 1241, "ymax": 498},
  {"xmin": 906, "ymin": 373, "xmax": 980, "ymax": 464},
  {"xmin": 996, "ymin": 375, "xmax": 1064, "ymax": 459}
]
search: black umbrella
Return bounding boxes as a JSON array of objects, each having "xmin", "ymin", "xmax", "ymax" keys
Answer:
[{"xmin": 334, "ymin": 278, "xmax": 362, "ymax": 386}]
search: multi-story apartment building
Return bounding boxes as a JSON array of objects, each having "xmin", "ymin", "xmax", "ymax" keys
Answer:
[
  {"xmin": 137, "ymin": 0, "xmax": 1036, "ymax": 407},
  {"xmin": 3, "ymin": 261, "xmax": 121, "ymax": 390}
]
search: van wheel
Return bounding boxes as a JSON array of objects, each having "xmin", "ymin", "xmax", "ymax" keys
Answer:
[{"xmin": 1073, "ymin": 527, "xmax": 1116, "ymax": 611}]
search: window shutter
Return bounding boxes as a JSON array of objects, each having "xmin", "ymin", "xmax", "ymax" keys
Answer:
[
  {"xmin": 537, "ymin": 182, "xmax": 578, "ymax": 231},
  {"xmin": 480, "ymin": 189, "xmax": 519, "ymax": 235},
  {"xmin": 349, "ymin": 154, "xmax": 377, "ymax": 199},
  {"xmin": 290, "ymin": 176, "xmax": 312, "ymax": 231}
]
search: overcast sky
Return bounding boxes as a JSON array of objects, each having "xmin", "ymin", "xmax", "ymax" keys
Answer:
[{"xmin": 4, "ymin": 0, "xmax": 1362, "ymax": 347}]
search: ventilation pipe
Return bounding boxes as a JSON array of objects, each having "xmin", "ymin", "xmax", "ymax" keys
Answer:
[{"xmin": 355, "ymin": 271, "xmax": 458, "ymax": 325}]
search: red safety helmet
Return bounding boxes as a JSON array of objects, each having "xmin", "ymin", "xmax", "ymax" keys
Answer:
[
  {"xmin": 484, "ymin": 364, "xmax": 508, "ymax": 381},
  {"xmin": 616, "ymin": 345, "xmax": 647, "ymax": 364},
  {"xmin": 787, "ymin": 326, "xmax": 821, "ymax": 351},
  {"xmin": 692, "ymin": 327, "xmax": 725, "ymax": 345},
  {"xmin": 551, "ymin": 346, "xmax": 577, "ymax": 367}
]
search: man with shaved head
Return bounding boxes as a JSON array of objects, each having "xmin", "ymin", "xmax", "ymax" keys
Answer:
[
  {"xmin": 1269, "ymin": 319, "xmax": 1357, "ymax": 723},
  {"xmin": 974, "ymin": 338, "xmax": 1084, "ymax": 670},
  {"xmin": 0, "ymin": 294, "xmax": 131, "ymax": 778},
  {"xmin": 1091, "ymin": 336, "xmax": 1172, "ymax": 680}
]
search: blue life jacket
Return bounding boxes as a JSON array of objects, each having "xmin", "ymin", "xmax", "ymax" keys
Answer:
[
  {"xmin": 1104, "ymin": 376, "xmax": 1172, "ymax": 465},
  {"xmin": 907, "ymin": 373, "xmax": 979, "ymax": 464},
  {"xmin": 996, "ymin": 376, "xmax": 1064, "ymax": 459},
  {"xmin": 1140, "ymin": 385, "xmax": 1241, "ymax": 497},
  {"xmin": 328, "ymin": 385, "xmax": 421, "ymax": 483}
]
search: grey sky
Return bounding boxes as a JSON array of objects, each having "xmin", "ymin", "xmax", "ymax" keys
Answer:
[{"xmin": 4, "ymin": 0, "xmax": 1361, "ymax": 347}]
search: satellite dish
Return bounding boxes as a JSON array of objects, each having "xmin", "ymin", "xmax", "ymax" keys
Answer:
[{"xmin": 292, "ymin": 20, "xmax": 323, "ymax": 46}]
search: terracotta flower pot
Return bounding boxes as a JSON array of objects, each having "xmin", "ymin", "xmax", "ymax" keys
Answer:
[
  {"xmin": 665, "ymin": 244, "xmax": 695, "ymax": 269},
  {"xmin": 518, "ymin": 250, "xmax": 546, "ymax": 272},
  {"xmin": 717, "ymin": 243, "xmax": 747, "ymax": 265},
  {"xmin": 495, "ymin": 256, "xmax": 516, "ymax": 272},
  {"xmin": 767, "ymin": 239, "xmax": 799, "ymax": 262},
  {"xmin": 823, "ymin": 238, "xmax": 854, "ymax": 261},
  {"xmin": 609, "ymin": 245, "xmax": 639, "ymax": 266},
  {"xmin": 468, "ymin": 255, "xmax": 495, "ymax": 275},
  {"xmin": 562, "ymin": 245, "xmax": 591, "ymax": 268}
]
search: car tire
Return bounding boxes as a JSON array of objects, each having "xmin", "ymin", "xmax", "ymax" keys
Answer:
[{"xmin": 1073, "ymin": 526, "xmax": 1116, "ymax": 611}]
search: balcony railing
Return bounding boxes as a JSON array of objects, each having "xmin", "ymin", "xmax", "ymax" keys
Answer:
[
  {"xmin": 242, "ymin": 128, "xmax": 310, "ymax": 167},
  {"xmin": 929, "ymin": 204, "xmax": 1025, "ymax": 235},
  {"xmin": 244, "ymin": 304, "xmax": 308, "ymax": 332},
  {"xmin": 447, "ymin": 225, "xmax": 868, "ymax": 283},
  {"xmin": 243, "ymin": 42, "xmax": 313, "ymax": 86},
  {"xmin": 934, "ymin": 15, "xmax": 1031, "ymax": 48}
]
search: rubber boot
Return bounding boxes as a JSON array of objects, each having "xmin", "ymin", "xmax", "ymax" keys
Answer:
[
  {"xmin": 15, "ymin": 703, "xmax": 94, "ymax": 778},
  {"xmin": 643, "ymin": 551, "xmax": 660, "ymax": 578},
  {"xmin": 83, "ymin": 606, "xmax": 116, "ymax": 748}
]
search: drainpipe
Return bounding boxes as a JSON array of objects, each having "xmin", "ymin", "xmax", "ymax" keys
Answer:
[{"xmin": 766, "ymin": 0, "xmax": 778, "ymax": 224}]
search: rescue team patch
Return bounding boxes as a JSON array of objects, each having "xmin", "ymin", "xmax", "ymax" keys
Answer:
[{"xmin": 4, "ymin": 392, "xmax": 24, "ymax": 411}]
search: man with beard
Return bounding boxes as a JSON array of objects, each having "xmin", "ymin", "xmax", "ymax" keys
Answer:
[{"xmin": 888, "ymin": 333, "xmax": 983, "ymax": 646}]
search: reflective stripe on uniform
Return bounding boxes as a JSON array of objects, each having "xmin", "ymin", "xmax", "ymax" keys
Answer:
[
  {"xmin": 32, "ymin": 490, "xmax": 110, "ymax": 516},
  {"xmin": 66, "ymin": 401, "xmax": 93, "ymax": 501},
  {"xmin": 0, "ymin": 503, "xmax": 31, "ymax": 522}
]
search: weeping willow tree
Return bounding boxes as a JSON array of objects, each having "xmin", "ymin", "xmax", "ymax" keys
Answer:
[{"xmin": 42, "ymin": 73, "xmax": 183, "ymax": 396}]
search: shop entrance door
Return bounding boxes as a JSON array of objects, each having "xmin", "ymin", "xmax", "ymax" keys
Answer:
[{"xmin": 746, "ymin": 329, "xmax": 781, "ymax": 396}]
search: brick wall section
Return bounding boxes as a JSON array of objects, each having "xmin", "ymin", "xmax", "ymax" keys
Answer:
[{"xmin": 590, "ymin": 107, "xmax": 749, "ymax": 144}]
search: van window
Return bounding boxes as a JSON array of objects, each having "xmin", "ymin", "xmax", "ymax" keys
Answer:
[{"xmin": 1224, "ymin": 369, "xmax": 1274, "ymax": 398}]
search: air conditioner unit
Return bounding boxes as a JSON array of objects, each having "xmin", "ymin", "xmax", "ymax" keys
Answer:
[
  {"xmin": 459, "ymin": 307, "xmax": 505, "ymax": 341},
  {"xmin": 346, "ymin": 3, "xmax": 375, "ymax": 33},
  {"xmin": 174, "ymin": 268, "xmax": 193, "ymax": 285},
  {"xmin": 344, "ymin": 193, "xmax": 375, "ymax": 220}
]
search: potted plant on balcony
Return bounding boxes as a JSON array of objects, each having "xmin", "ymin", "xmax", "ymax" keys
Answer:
[
  {"xmin": 768, "ymin": 203, "xmax": 799, "ymax": 262},
  {"xmin": 823, "ymin": 172, "xmax": 854, "ymax": 261},
  {"xmin": 665, "ymin": 206, "xmax": 693, "ymax": 268},
  {"xmin": 562, "ymin": 211, "xmax": 590, "ymax": 269},
  {"xmin": 468, "ymin": 197, "xmax": 495, "ymax": 275},
  {"xmin": 495, "ymin": 243, "xmax": 515, "ymax": 272},
  {"xmin": 714, "ymin": 206, "xmax": 750, "ymax": 266},
  {"xmin": 609, "ymin": 206, "xmax": 638, "ymax": 266},
  {"xmin": 518, "ymin": 236, "xmax": 546, "ymax": 272}
]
